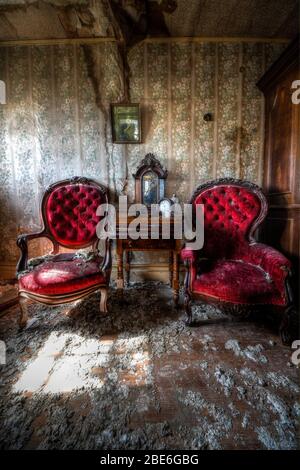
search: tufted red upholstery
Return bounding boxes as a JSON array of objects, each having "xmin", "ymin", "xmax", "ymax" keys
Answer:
[
  {"xmin": 194, "ymin": 185, "xmax": 261, "ymax": 259},
  {"xmin": 45, "ymin": 183, "xmax": 104, "ymax": 247},
  {"xmin": 16, "ymin": 178, "xmax": 112, "ymax": 325},
  {"xmin": 19, "ymin": 253, "xmax": 106, "ymax": 296},
  {"xmin": 192, "ymin": 259, "xmax": 286, "ymax": 305},
  {"xmin": 182, "ymin": 180, "xmax": 291, "ymax": 308}
]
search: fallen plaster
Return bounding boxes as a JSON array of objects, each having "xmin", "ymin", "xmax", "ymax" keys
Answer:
[
  {"xmin": 0, "ymin": 282, "xmax": 299, "ymax": 450},
  {"xmin": 225, "ymin": 338, "xmax": 268, "ymax": 363}
]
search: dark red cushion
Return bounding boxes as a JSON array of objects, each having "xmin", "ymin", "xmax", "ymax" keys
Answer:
[
  {"xmin": 45, "ymin": 183, "xmax": 104, "ymax": 247},
  {"xmin": 192, "ymin": 259, "xmax": 287, "ymax": 306},
  {"xmin": 19, "ymin": 254, "xmax": 107, "ymax": 296},
  {"xmin": 194, "ymin": 185, "xmax": 261, "ymax": 259}
]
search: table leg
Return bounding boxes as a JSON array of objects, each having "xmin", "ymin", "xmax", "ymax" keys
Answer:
[
  {"xmin": 173, "ymin": 252, "xmax": 179, "ymax": 307},
  {"xmin": 116, "ymin": 241, "xmax": 124, "ymax": 290},
  {"xmin": 169, "ymin": 251, "xmax": 173, "ymax": 287},
  {"xmin": 125, "ymin": 250, "xmax": 131, "ymax": 286}
]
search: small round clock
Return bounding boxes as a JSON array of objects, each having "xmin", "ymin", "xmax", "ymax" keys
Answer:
[{"xmin": 159, "ymin": 197, "xmax": 173, "ymax": 218}]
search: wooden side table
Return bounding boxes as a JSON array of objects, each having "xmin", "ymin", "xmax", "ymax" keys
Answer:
[{"xmin": 116, "ymin": 217, "xmax": 182, "ymax": 306}]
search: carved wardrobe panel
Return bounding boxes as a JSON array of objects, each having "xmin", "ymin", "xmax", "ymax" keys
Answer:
[{"xmin": 257, "ymin": 37, "xmax": 300, "ymax": 301}]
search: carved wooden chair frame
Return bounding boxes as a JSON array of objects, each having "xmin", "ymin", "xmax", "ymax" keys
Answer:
[
  {"xmin": 16, "ymin": 176, "xmax": 112, "ymax": 327},
  {"xmin": 183, "ymin": 178, "xmax": 294, "ymax": 344}
]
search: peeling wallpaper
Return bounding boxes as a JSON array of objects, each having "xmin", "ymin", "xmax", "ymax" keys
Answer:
[{"xmin": 0, "ymin": 40, "xmax": 286, "ymax": 268}]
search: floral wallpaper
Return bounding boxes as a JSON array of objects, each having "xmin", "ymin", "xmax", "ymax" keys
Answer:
[
  {"xmin": 127, "ymin": 40, "xmax": 286, "ymax": 202},
  {"xmin": 0, "ymin": 40, "xmax": 286, "ymax": 272}
]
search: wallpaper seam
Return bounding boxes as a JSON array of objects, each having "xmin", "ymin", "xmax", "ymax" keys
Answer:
[
  {"xmin": 28, "ymin": 46, "xmax": 40, "ymax": 234},
  {"xmin": 5, "ymin": 47, "xmax": 17, "ymax": 214},
  {"xmin": 190, "ymin": 42, "xmax": 196, "ymax": 194},
  {"xmin": 73, "ymin": 44, "xmax": 82, "ymax": 176},
  {"xmin": 96, "ymin": 45, "xmax": 106, "ymax": 185},
  {"xmin": 213, "ymin": 43, "xmax": 219, "ymax": 178},
  {"xmin": 258, "ymin": 43, "xmax": 266, "ymax": 186},
  {"xmin": 167, "ymin": 43, "xmax": 172, "ymax": 175},
  {"xmin": 236, "ymin": 43, "xmax": 243, "ymax": 179},
  {"xmin": 144, "ymin": 42, "xmax": 149, "ymax": 155},
  {"xmin": 50, "ymin": 45, "xmax": 60, "ymax": 179},
  {"xmin": 4, "ymin": 46, "xmax": 19, "ymax": 253}
]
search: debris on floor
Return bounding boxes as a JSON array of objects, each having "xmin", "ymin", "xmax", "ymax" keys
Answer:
[
  {"xmin": 0, "ymin": 282, "xmax": 299, "ymax": 450},
  {"xmin": 0, "ymin": 280, "xmax": 18, "ymax": 313}
]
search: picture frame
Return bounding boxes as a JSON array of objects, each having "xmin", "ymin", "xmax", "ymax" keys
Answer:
[{"xmin": 111, "ymin": 103, "xmax": 141, "ymax": 144}]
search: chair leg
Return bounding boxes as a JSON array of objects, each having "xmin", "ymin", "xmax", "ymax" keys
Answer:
[
  {"xmin": 99, "ymin": 288, "xmax": 108, "ymax": 315},
  {"xmin": 280, "ymin": 305, "xmax": 298, "ymax": 346},
  {"xmin": 19, "ymin": 297, "xmax": 28, "ymax": 329},
  {"xmin": 184, "ymin": 291, "xmax": 193, "ymax": 326}
]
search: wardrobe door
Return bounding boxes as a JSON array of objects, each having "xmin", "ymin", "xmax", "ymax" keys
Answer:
[{"xmin": 257, "ymin": 38, "xmax": 300, "ymax": 302}]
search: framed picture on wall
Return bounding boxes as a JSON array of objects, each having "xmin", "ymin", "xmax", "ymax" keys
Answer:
[{"xmin": 111, "ymin": 103, "xmax": 141, "ymax": 144}]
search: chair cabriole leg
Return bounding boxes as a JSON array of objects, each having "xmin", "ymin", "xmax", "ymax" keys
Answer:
[
  {"xmin": 99, "ymin": 288, "xmax": 108, "ymax": 315},
  {"xmin": 184, "ymin": 291, "xmax": 193, "ymax": 326},
  {"xmin": 280, "ymin": 305, "xmax": 298, "ymax": 346},
  {"xmin": 19, "ymin": 296, "xmax": 28, "ymax": 329}
]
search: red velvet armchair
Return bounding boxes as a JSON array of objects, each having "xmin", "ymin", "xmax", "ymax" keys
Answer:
[
  {"xmin": 16, "ymin": 177, "xmax": 112, "ymax": 328},
  {"xmin": 181, "ymin": 178, "xmax": 294, "ymax": 343}
]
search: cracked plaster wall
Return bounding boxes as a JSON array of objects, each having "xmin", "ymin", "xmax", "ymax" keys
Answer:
[
  {"xmin": 0, "ymin": 39, "xmax": 286, "ymax": 270},
  {"xmin": 0, "ymin": 1, "xmax": 113, "ymax": 40}
]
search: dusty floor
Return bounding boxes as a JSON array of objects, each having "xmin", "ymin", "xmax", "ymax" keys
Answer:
[
  {"xmin": 0, "ymin": 281, "xmax": 18, "ymax": 312},
  {"xmin": 0, "ymin": 282, "xmax": 299, "ymax": 450}
]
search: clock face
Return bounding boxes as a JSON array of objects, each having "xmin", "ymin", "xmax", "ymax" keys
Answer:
[{"xmin": 159, "ymin": 199, "xmax": 171, "ymax": 218}]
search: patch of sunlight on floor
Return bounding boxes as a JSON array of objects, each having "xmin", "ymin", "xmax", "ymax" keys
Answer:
[{"xmin": 13, "ymin": 331, "xmax": 150, "ymax": 394}]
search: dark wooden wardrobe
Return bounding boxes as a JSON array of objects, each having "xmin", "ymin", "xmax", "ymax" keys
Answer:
[{"xmin": 257, "ymin": 37, "xmax": 300, "ymax": 304}]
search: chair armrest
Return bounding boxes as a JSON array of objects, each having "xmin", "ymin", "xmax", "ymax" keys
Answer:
[
  {"xmin": 246, "ymin": 242, "xmax": 291, "ymax": 270},
  {"xmin": 16, "ymin": 231, "xmax": 45, "ymax": 275},
  {"xmin": 181, "ymin": 247, "xmax": 200, "ymax": 290},
  {"xmin": 100, "ymin": 238, "xmax": 112, "ymax": 274},
  {"xmin": 245, "ymin": 242, "xmax": 292, "ymax": 286}
]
